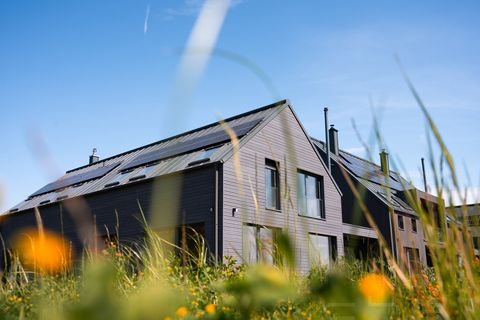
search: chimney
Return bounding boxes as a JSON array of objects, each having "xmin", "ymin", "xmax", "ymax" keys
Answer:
[
  {"xmin": 89, "ymin": 148, "xmax": 99, "ymax": 164},
  {"xmin": 324, "ymin": 107, "xmax": 331, "ymax": 172},
  {"xmin": 421, "ymin": 157, "xmax": 428, "ymax": 192},
  {"xmin": 380, "ymin": 150, "xmax": 389, "ymax": 175},
  {"xmin": 329, "ymin": 125, "xmax": 339, "ymax": 156}
]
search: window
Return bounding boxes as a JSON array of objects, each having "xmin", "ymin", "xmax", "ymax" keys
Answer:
[
  {"xmin": 188, "ymin": 146, "xmax": 221, "ymax": 166},
  {"xmin": 265, "ymin": 160, "xmax": 280, "ymax": 210},
  {"xmin": 297, "ymin": 171, "xmax": 325, "ymax": 219},
  {"xmin": 243, "ymin": 224, "xmax": 279, "ymax": 265},
  {"xmin": 411, "ymin": 218, "xmax": 417, "ymax": 233},
  {"xmin": 104, "ymin": 169, "xmax": 134, "ymax": 188},
  {"xmin": 398, "ymin": 215, "xmax": 404, "ymax": 230},
  {"xmin": 176, "ymin": 223, "xmax": 206, "ymax": 257},
  {"xmin": 308, "ymin": 234, "xmax": 335, "ymax": 267},
  {"xmin": 404, "ymin": 247, "xmax": 420, "ymax": 270},
  {"xmin": 129, "ymin": 163, "xmax": 158, "ymax": 182}
]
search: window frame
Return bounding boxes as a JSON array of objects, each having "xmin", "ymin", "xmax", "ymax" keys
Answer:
[
  {"xmin": 411, "ymin": 218, "xmax": 417, "ymax": 233},
  {"xmin": 296, "ymin": 170, "xmax": 325, "ymax": 219},
  {"xmin": 265, "ymin": 159, "xmax": 281, "ymax": 211},
  {"xmin": 243, "ymin": 224, "xmax": 280, "ymax": 265}
]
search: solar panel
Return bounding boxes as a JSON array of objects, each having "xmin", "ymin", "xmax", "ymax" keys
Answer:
[
  {"xmin": 340, "ymin": 152, "xmax": 404, "ymax": 190},
  {"xmin": 123, "ymin": 119, "xmax": 262, "ymax": 171},
  {"xmin": 30, "ymin": 162, "xmax": 121, "ymax": 197}
]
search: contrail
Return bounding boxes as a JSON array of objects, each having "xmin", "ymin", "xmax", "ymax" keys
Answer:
[{"xmin": 144, "ymin": 2, "xmax": 151, "ymax": 34}]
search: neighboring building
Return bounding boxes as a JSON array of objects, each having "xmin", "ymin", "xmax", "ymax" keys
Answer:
[
  {"xmin": 0, "ymin": 100, "xmax": 343, "ymax": 273},
  {"xmin": 452, "ymin": 203, "xmax": 480, "ymax": 251},
  {"xmin": 312, "ymin": 126, "xmax": 436, "ymax": 268}
]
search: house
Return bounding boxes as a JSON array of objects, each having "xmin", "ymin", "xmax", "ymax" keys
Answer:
[
  {"xmin": 1, "ymin": 100, "xmax": 344, "ymax": 273},
  {"xmin": 451, "ymin": 203, "xmax": 480, "ymax": 252},
  {"xmin": 311, "ymin": 126, "xmax": 434, "ymax": 268}
]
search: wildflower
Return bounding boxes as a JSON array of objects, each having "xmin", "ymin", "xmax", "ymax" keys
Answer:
[
  {"xmin": 176, "ymin": 306, "xmax": 188, "ymax": 318},
  {"xmin": 205, "ymin": 303, "xmax": 216, "ymax": 314},
  {"xmin": 358, "ymin": 273, "xmax": 393, "ymax": 304},
  {"xmin": 13, "ymin": 228, "xmax": 72, "ymax": 273},
  {"xmin": 326, "ymin": 309, "xmax": 331, "ymax": 315},
  {"xmin": 429, "ymin": 287, "xmax": 440, "ymax": 298}
]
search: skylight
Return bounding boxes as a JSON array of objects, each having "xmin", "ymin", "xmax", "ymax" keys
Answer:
[
  {"xmin": 188, "ymin": 146, "xmax": 221, "ymax": 166},
  {"xmin": 104, "ymin": 169, "xmax": 134, "ymax": 188},
  {"xmin": 128, "ymin": 163, "xmax": 158, "ymax": 182}
]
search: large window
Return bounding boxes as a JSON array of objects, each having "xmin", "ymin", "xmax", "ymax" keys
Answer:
[
  {"xmin": 265, "ymin": 160, "xmax": 280, "ymax": 210},
  {"xmin": 297, "ymin": 171, "xmax": 325, "ymax": 219},
  {"xmin": 398, "ymin": 215, "xmax": 404, "ymax": 230},
  {"xmin": 308, "ymin": 234, "xmax": 334, "ymax": 267},
  {"xmin": 404, "ymin": 247, "xmax": 420, "ymax": 271},
  {"xmin": 243, "ymin": 224, "xmax": 279, "ymax": 265},
  {"xmin": 411, "ymin": 218, "xmax": 417, "ymax": 233}
]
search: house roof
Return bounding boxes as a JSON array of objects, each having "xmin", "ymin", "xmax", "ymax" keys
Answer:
[
  {"xmin": 6, "ymin": 100, "xmax": 288, "ymax": 215},
  {"xmin": 311, "ymin": 138, "xmax": 417, "ymax": 215}
]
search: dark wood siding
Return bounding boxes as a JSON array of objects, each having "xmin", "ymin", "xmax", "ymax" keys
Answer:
[
  {"xmin": 0, "ymin": 166, "xmax": 218, "ymax": 267},
  {"xmin": 329, "ymin": 162, "xmax": 427, "ymax": 264}
]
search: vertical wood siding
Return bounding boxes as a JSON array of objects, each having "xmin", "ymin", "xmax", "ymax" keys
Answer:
[
  {"xmin": 0, "ymin": 166, "xmax": 217, "ymax": 266},
  {"xmin": 222, "ymin": 107, "xmax": 343, "ymax": 273}
]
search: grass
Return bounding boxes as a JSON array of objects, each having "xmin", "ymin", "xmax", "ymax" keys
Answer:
[{"xmin": 0, "ymin": 202, "xmax": 478, "ymax": 320}]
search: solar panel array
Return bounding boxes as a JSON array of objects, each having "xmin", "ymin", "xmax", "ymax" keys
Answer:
[
  {"xmin": 339, "ymin": 152, "xmax": 404, "ymax": 190},
  {"xmin": 122, "ymin": 119, "xmax": 262, "ymax": 171},
  {"xmin": 30, "ymin": 162, "xmax": 121, "ymax": 197}
]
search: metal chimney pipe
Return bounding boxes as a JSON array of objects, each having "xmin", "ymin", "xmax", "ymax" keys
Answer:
[
  {"xmin": 324, "ymin": 107, "xmax": 331, "ymax": 172},
  {"xmin": 421, "ymin": 157, "xmax": 428, "ymax": 192},
  {"xmin": 380, "ymin": 149, "xmax": 390, "ymax": 175}
]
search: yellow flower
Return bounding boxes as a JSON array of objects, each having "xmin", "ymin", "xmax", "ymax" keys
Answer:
[
  {"xmin": 13, "ymin": 228, "xmax": 72, "ymax": 273},
  {"xmin": 176, "ymin": 306, "xmax": 188, "ymax": 318},
  {"xmin": 205, "ymin": 303, "xmax": 216, "ymax": 314},
  {"xmin": 430, "ymin": 287, "xmax": 440, "ymax": 298},
  {"xmin": 358, "ymin": 273, "xmax": 393, "ymax": 304}
]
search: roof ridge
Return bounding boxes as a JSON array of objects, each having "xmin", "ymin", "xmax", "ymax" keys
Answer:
[{"xmin": 67, "ymin": 99, "xmax": 287, "ymax": 173}]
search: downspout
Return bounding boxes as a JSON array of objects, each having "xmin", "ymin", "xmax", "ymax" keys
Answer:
[
  {"xmin": 388, "ymin": 209, "xmax": 398, "ymax": 261},
  {"xmin": 215, "ymin": 166, "xmax": 219, "ymax": 262},
  {"xmin": 380, "ymin": 150, "xmax": 398, "ymax": 261}
]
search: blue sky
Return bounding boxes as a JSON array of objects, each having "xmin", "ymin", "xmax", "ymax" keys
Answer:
[{"xmin": 1, "ymin": 0, "xmax": 479, "ymax": 211}]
